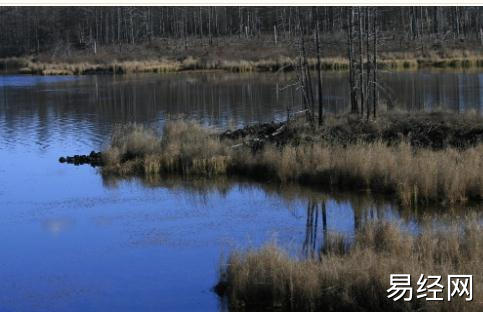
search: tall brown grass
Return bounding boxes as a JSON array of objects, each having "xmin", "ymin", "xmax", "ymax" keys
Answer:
[
  {"xmin": 103, "ymin": 121, "xmax": 231, "ymax": 177},
  {"xmin": 234, "ymin": 142, "xmax": 483, "ymax": 206},
  {"xmin": 216, "ymin": 218, "xmax": 482, "ymax": 311},
  {"xmin": 102, "ymin": 120, "xmax": 483, "ymax": 206}
]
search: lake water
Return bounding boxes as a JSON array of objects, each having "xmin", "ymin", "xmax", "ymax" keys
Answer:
[{"xmin": 0, "ymin": 71, "xmax": 481, "ymax": 311}]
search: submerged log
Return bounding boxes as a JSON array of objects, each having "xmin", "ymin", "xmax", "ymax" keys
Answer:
[{"xmin": 58, "ymin": 151, "xmax": 104, "ymax": 167}]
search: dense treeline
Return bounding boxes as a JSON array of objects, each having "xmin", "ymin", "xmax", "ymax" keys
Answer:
[{"xmin": 0, "ymin": 7, "xmax": 482, "ymax": 57}]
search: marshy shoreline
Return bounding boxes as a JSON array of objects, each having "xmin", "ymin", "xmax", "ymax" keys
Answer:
[
  {"xmin": 2, "ymin": 39, "xmax": 483, "ymax": 75},
  {"xmin": 215, "ymin": 217, "xmax": 483, "ymax": 311},
  {"xmin": 3, "ymin": 54, "xmax": 483, "ymax": 75},
  {"xmin": 97, "ymin": 112, "xmax": 483, "ymax": 207}
]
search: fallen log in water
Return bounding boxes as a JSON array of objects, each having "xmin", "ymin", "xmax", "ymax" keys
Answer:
[{"xmin": 58, "ymin": 151, "xmax": 104, "ymax": 167}]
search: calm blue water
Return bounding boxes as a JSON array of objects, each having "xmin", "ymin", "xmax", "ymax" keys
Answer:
[{"xmin": 0, "ymin": 73, "xmax": 478, "ymax": 311}]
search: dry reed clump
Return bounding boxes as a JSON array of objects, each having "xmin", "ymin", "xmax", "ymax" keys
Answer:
[
  {"xmin": 16, "ymin": 59, "xmax": 185, "ymax": 75},
  {"xmin": 102, "ymin": 121, "xmax": 231, "ymax": 177},
  {"xmin": 216, "ymin": 219, "xmax": 483, "ymax": 311},
  {"xmin": 152, "ymin": 120, "xmax": 230, "ymax": 176},
  {"xmin": 227, "ymin": 57, "xmax": 350, "ymax": 72},
  {"xmin": 102, "ymin": 124, "xmax": 161, "ymax": 175},
  {"xmin": 114, "ymin": 59, "xmax": 184, "ymax": 73},
  {"xmin": 231, "ymin": 141, "xmax": 483, "ymax": 205},
  {"xmin": 0, "ymin": 57, "xmax": 30, "ymax": 70}
]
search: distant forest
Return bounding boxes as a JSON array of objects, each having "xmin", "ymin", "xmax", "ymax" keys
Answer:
[{"xmin": 0, "ymin": 7, "xmax": 481, "ymax": 57}]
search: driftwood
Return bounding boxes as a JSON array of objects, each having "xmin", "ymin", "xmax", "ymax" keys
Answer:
[
  {"xmin": 271, "ymin": 125, "xmax": 286, "ymax": 137},
  {"xmin": 59, "ymin": 151, "xmax": 103, "ymax": 167}
]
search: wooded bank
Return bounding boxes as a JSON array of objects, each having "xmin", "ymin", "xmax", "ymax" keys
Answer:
[{"xmin": 0, "ymin": 7, "xmax": 481, "ymax": 60}]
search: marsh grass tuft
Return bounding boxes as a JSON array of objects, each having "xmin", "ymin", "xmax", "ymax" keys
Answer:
[
  {"xmin": 216, "ymin": 218, "xmax": 483, "ymax": 311},
  {"xmin": 103, "ymin": 121, "xmax": 230, "ymax": 177}
]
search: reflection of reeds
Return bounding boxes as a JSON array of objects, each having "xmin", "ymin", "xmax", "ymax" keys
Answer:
[
  {"xmin": 215, "ymin": 218, "xmax": 482, "ymax": 311},
  {"xmin": 102, "ymin": 118, "xmax": 483, "ymax": 206}
]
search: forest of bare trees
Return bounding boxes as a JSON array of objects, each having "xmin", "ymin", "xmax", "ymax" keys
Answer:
[
  {"xmin": 0, "ymin": 7, "xmax": 482, "ymax": 57},
  {"xmin": 293, "ymin": 7, "xmax": 380, "ymax": 122}
]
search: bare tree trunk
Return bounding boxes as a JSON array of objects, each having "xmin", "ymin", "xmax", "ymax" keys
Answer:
[
  {"xmin": 117, "ymin": 7, "xmax": 122, "ymax": 52},
  {"xmin": 143, "ymin": 8, "xmax": 150, "ymax": 41},
  {"xmin": 104, "ymin": 10, "xmax": 109, "ymax": 44},
  {"xmin": 433, "ymin": 7, "xmax": 439, "ymax": 35},
  {"xmin": 420, "ymin": 6, "xmax": 425, "ymax": 55},
  {"xmin": 419, "ymin": 7, "xmax": 424, "ymax": 38},
  {"xmin": 238, "ymin": 6, "xmax": 242, "ymax": 38},
  {"xmin": 315, "ymin": 15, "xmax": 323, "ymax": 126},
  {"xmin": 183, "ymin": 8, "xmax": 188, "ymax": 50},
  {"xmin": 214, "ymin": 7, "xmax": 219, "ymax": 37},
  {"xmin": 34, "ymin": 10, "xmax": 40, "ymax": 54},
  {"xmin": 117, "ymin": 7, "xmax": 121, "ymax": 43},
  {"xmin": 455, "ymin": 7, "xmax": 461, "ymax": 38},
  {"xmin": 478, "ymin": 8, "xmax": 482, "ymax": 44},
  {"xmin": 208, "ymin": 6, "xmax": 213, "ymax": 45},
  {"xmin": 273, "ymin": 24, "xmax": 277, "ymax": 44},
  {"xmin": 348, "ymin": 7, "xmax": 358, "ymax": 114},
  {"xmin": 373, "ymin": 8, "xmax": 378, "ymax": 119},
  {"xmin": 295, "ymin": 8, "xmax": 313, "ymax": 124},
  {"xmin": 366, "ymin": 7, "xmax": 370, "ymax": 120},
  {"xmin": 410, "ymin": 7, "xmax": 416, "ymax": 39},
  {"xmin": 299, "ymin": 8, "xmax": 314, "ymax": 117},
  {"xmin": 358, "ymin": 7, "xmax": 365, "ymax": 117},
  {"xmin": 199, "ymin": 7, "xmax": 203, "ymax": 39},
  {"xmin": 288, "ymin": 8, "xmax": 292, "ymax": 39},
  {"xmin": 129, "ymin": 8, "xmax": 134, "ymax": 45}
]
